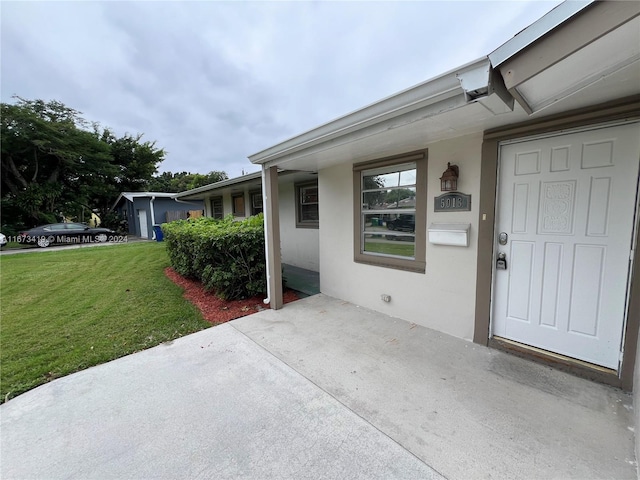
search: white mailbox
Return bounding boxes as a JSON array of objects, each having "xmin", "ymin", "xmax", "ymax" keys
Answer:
[{"xmin": 428, "ymin": 223, "xmax": 470, "ymax": 247}]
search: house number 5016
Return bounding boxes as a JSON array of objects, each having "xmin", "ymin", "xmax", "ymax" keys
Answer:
[
  {"xmin": 441, "ymin": 197, "xmax": 464, "ymax": 209},
  {"xmin": 434, "ymin": 192, "xmax": 471, "ymax": 212}
]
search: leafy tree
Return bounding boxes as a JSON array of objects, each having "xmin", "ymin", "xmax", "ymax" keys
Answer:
[
  {"xmin": 384, "ymin": 188, "xmax": 415, "ymax": 206},
  {"xmin": 147, "ymin": 171, "xmax": 228, "ymax": 193},
  {"xmin": 1, "ymin": 97, "xmax": 164, "ymax": 231}
]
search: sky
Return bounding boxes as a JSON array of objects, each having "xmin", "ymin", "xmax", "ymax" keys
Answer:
[{"xmin": 1, "ymin": 1, "xmax": 563, "ymax": 179}]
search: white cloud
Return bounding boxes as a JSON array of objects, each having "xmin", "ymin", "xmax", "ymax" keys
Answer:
[{"xmin": 1, "ymin": 0, "xmax": 562, "ymax": 179}]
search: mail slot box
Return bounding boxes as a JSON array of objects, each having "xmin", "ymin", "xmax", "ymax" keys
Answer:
[{"xmin": 428, "ymin": 223, "xmax": 470, "ymax": 247}]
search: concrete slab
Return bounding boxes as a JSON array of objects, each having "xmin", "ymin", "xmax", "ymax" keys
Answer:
[
  {"xmin": 283, "ymin": 263, "xmax": 320, "ymax": 297},
  {"xmin": 232, "ymin": 294, "xmax": 637, "ymax": 479},
  {"xmin": 0, "ymin": 323, "xmax": 442, "ymax": 480}
]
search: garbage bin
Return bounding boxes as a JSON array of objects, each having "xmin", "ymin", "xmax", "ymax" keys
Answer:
[
  {"xmin": 153, "ymin": 225, "xmax": 164, "ymax": 242},
  {"xmin": 371, "ymin": 217, "xmax": 379, "ymax": 227}
]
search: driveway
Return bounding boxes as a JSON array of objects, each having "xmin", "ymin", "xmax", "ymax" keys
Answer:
[{"xmin": 1, "ymin": 295, "xmax": 635, "ymax": 479}]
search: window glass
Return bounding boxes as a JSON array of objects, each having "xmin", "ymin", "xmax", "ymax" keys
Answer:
[
  {"xmin": 251, "ymin": 193, "xmax": 263, "ymax": 215},
  {"xmin": 361, "ymin": 164, "xmax": 417, "ymax": 260},
  {"xmin": 65, "ymin": 223, "xmax": 86, "ymax": 230},
  {"xmin": 296, "ymin": 182, "xmax": 319, "ymax": 227},
  {"xmin": 211, "ymin": 197, "xmax": 223, "ymax": 219}
]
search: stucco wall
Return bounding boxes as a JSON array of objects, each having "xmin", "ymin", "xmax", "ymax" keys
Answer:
[
  {"xmin": 199, "ymin": 183, "xmax": 319, "ymax": 272},
  {"xmin": 319, "ymin": 133, "xmax": 482, "ymax": 341},
  {"xmin": 278, "ymin": 180, "xmax": 320, "ymax": 272}
]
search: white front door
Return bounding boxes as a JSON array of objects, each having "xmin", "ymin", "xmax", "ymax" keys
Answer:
[
  {"xmin": 492, "ymin": 122, "xmax": 640, "ymax": 369},
  {"xmin": 138, "ymin": 209, "xmax": 148, "ymax": 239}
]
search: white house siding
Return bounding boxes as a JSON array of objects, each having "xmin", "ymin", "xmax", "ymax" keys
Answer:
[
  {"xmin": 319, "ymin": 133, "xmax": 482, "ymax": 341},
  {"xmin": 278, "ymin": 180, "xmax": 320, "ymax": 272}
]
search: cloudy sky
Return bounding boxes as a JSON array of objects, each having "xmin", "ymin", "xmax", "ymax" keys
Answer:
[{"xmin": 1, "ymin": 1, "xmax": 562, "ymax": 179}]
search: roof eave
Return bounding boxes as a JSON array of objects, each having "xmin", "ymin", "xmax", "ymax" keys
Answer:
[
  {"xmin": 489, "ymin": 0, "xmax": 595, "ymax": 67},
  {"xmin": 249, "ymin": 57, "xmax": 496, "ymax": 166},
  {"xmin": 174, "ymin": 171, "xmax": 263, "ymax": 198}
]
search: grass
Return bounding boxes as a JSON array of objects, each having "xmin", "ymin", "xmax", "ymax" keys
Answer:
[
  {"xmin": 0, "ymin": 242, "xmax": 211, "ymax": 403},
  {"xmin": 364, "ymin": 240, "xmax": 415, "ymax": 257}
]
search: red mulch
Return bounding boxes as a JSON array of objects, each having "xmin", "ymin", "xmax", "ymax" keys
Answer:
[{"xmin": 164, "ymin": 267, "xmax": 299, "ymax": 324}]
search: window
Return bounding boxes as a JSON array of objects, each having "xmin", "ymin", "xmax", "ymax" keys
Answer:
[
  {"xmin": 251, "ymin": 192, "xmax": 263, "ymax": 215},
  {"xmin": 353, "ymin": 150, "xmax": 427, "ymax": 273},
  {"xmin": 296, "ymin": 182, "xmax": 319, "ymax": 228},
  {"xmin": 232, "ymin": 194, "xmax": 245, "ymax": 217},
  {"xmin": 211, "ymin": 197, "xmax": 223, "ymax": 219}
]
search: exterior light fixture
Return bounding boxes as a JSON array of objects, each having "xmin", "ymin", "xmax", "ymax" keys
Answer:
[{"xmin": 440, "ymin": 163, "xmax": 459, "ymax": 192}]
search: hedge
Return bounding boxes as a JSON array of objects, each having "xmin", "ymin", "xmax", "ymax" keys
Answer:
[{"xmin": 161, "ymin": 214, "xmax": 266, "ymax": 300}]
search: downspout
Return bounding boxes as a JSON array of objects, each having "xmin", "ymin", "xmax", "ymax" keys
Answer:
[
  {"xmin": 150, "ymin": 196, "xmax": 156, "ymax": 240},
  {"xmin": 261, "ymin": 166, "xmax": 271, "ymax": 305}
]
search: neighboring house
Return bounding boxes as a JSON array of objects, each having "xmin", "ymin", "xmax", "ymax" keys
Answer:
[
  {"xmin": 248, "ymin": 1, "xmax": 640, "ymax": 392},
  {"xmin": 111, "ymin": 192, "xmax": 204, "ymax": 239},
  {"xmin": 175, "ymin": 171, "xmax": 320, "ymax": 272}
]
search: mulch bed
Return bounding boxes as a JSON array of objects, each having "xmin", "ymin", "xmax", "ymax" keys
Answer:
[{"xmin": 165, "ymin": 267, "xmax": 299, "ymax": 324}]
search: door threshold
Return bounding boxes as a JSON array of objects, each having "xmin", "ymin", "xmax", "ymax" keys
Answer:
[{"xmin": 490, "ymin": 336, "xmax": 622, "ymax": 388}]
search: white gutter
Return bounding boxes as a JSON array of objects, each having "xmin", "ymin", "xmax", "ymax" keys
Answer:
[
  {"xmin": 248, "ymin": 57, "xmax": 504, "ymax": 168},
  {"xmin": 150, "ymin": 196, "xmax": 156, "ymax": 239},
  {"xmin": 260, "ymin": 166, "xmax": 270, "ymax": 305}
]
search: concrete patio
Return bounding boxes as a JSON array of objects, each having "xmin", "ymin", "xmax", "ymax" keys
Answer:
[{"xmin": 1, "ymin": 294, "xmax": 635, "ymax": 479}]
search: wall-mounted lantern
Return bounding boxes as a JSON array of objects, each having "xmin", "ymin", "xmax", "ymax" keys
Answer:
[{"xmin": 440, "ymin": 163, "xmax": 459, "ymax": 192}]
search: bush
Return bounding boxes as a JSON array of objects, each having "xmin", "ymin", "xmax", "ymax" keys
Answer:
[{"xmin": 162, "ymin": 215, "xmax": 266, "ymax": 300}]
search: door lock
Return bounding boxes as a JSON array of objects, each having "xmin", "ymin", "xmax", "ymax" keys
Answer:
[
  {"xmin": 496, "ymin": 252, "xmax": 507, "ymax": 270},
  {"xmin": 498, "ymin": 232, "xmax": 508, "ymax": 245}
]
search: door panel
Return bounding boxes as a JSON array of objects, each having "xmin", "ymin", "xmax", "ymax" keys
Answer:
[
  {"xmin": 139, "ymin": 209, "xmax": 148, "ymax": 239},
  {"xmin": 493, "ymin": 123, "xmax": 640, "ymax": 369}
]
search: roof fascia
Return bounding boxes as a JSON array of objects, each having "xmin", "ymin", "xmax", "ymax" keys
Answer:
[
  {"xmin": 492, "ymin": 1, "xmax": 640, "ymax": 113},
  {"xmin": 249, "ymin": 57, "xmax": 493, "ymax": 166},
  {"xmin": 174, "ymin": 171, "xmax": 262, "ymax": 198},
  {"xmin": 489, "ymin": 0, "xmax": 594, "ymax": 67}
]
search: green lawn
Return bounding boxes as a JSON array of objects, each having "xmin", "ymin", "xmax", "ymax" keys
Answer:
[
  {"xmin": 0, "ymin": 242, "xmax": 211, "ymax": 403},
  {"xmin": 364, "ymin": 240, "xmax": 415, "ymax": 257}
]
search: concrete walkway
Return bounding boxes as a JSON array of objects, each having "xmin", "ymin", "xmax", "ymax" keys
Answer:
[{"xmin": 1, "ymin": 295, "xmax": 636, "ymax": 479}]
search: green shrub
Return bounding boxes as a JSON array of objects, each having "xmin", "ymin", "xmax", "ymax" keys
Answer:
[{"xmin": 162, "ymin": 215, "xmax": 266, "ymax": 299}]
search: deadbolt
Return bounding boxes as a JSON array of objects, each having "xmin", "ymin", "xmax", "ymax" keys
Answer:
[{"xmin": 498, "ymin": 232, "xmax": 508, "ymax": 245}]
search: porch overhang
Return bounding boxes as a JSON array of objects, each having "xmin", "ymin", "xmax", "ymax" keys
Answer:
[
  {"xmin": 489, "ymin": 1, "xmax": 640, "ymax": 114},
  {"xmin": 249, "ymin": 57, "xmax": 515, "ymax": 172}
]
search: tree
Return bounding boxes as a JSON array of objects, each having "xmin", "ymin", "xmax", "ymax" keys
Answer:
[
  {"xmin": 147, "ymin": 170, "xmax": 228, "ymax": 193},
  {"xmin": 1, "ymin": 97, "xmax": 164, "ymax": 231},
  {"xmin": 90, "ymin": 131, "xmax": 165, "ymax": 218}
]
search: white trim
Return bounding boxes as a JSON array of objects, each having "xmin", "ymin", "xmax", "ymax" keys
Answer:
[
  {"xmin": 497, "ymin": 118, "xmax": 639, "ymax": 146},
  {"xmin": 489, "ymin": 1, "xmax": 594, "ymax": 67}
]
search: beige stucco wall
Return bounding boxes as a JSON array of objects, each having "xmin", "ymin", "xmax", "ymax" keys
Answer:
[
  {"xmin": 200, "ymin": 182, "xmax": 319, "ymax": 272},
  {"xmin": 278, "ymin": 179, "xmax": 320, "ymax": 272},
  {"xmin": 319, "ymin": 133, "xmax": 483, "ymax": 341}
]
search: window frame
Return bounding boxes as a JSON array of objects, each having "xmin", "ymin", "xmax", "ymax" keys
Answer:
[
  {"xmin": 232, "ymin": 193, "xmax": 245, "ymax": 217},
  {"xmin": 353, "ymin": 150, "xmax": 427, "ymax": 273},
  {"xmin": 295, "ymin": 181, "xmax": 319, "ymax": 229},
  {"xmin": 250, "ymin": 191, "xmax": 263, "ymax": 216},
  {"xmin": 210, "ymin": 196, "xmax": 224, "ymax": 219}
]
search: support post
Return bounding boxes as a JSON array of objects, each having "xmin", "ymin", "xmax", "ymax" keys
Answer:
[{"xmin": 262, "ymin": 165, "xmax": 283, "ymax": 309}]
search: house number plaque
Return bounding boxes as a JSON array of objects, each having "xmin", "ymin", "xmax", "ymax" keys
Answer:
[{"xmin": 434, "ymin": 192, "xmax": 471, "ymax": 212}]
